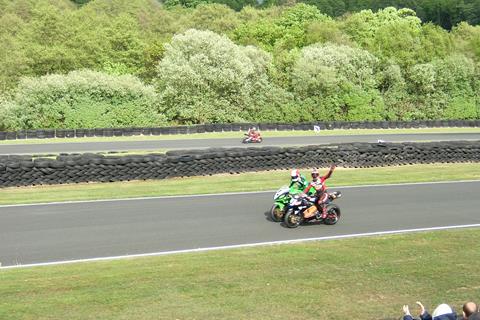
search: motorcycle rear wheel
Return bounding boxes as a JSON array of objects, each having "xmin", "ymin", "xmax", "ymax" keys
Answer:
[
  {"xmin": 323, "ymin": 204, "xmax": 341, "ymax": 225},
  {"xmin": 270, "ymin": 204, "xmax": 284, "ymax": 222},
  {"xmin": 284, "ymin": 211, "xmax": 302, "ymax": 228}
]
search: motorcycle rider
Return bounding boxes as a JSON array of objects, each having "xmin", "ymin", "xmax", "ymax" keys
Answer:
[
  {"xmin": 246, "ymin": 127, "xmax": 261, "ymax": 142},
  {"xmin": 302, "ymin": 165, "xmax": 336, "ymax": 219},
  {"xmin": 289, "ymin": 169, "xmax": 309, "ymax": 191}
]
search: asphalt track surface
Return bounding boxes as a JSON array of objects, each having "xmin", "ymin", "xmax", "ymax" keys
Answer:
[
  {"xmin": 1, "ymin": 132, "xmax": 480, "ymax": 155},
  {"xmin": 1, "ymin": 181, "xmax": 479, "ymax": 267}
]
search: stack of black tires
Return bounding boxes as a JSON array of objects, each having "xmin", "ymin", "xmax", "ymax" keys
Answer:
[{"xmin": 0, "ymin": 141, "xmax": 479, "ymax": 187}]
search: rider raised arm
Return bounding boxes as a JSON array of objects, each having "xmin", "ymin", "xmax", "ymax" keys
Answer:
[{"xmin": 303, "ymin": 165, "xmax": 335, "ymax": 194}]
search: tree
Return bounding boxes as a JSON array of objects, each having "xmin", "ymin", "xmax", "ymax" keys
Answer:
[
  {"xmin": 0, "ymin": 13, "xmax": 30, "ymax": 92},
  {"xmin": 306, "ymin": 19, "xmax": 351, "ymax": 46},
  {"xmin": 156, "ymin": 29, "xmax": 291, "ymax": 124},
  {"xmin": 189, "ymin": 3, "xmax": 240, "ymax": 33},
  {"xmin": 233, "ymin": 4, "xmax": 329, "ymax": 51},
  {"xmin": 1, "ymin": 70, "xmax": 165, "ymax": 130},
  {"xmin": 341, "ymin": 7, "xmax": 424, "ymax": 66},
  {"xmin": 433, "ymin": 54, "xmax": 479, "ymax": 119},
  {"xmin": 291, "ymin": 43, "xmax": 384, "ymax": 120},
  {"xmin": 453, "ymin": 22, "xmax": 480, "ymax": 61}
]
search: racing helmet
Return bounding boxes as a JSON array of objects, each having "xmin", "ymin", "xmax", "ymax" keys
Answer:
[
  {"xmin": 311, "ymin": 168, "xmax": 320, "ymax": 180},
  {"xmin": 290, "ymin": 169, "xmax": 300, "ymax": 182}
]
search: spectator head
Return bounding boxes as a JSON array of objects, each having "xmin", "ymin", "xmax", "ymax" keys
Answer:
[
  {"xmin": 432, "ymin": 304, "xmax": 457, "ymax": 320},
  {"xmin": 463, "ymin": 302, "xmax": 478, "ymax": 319}
]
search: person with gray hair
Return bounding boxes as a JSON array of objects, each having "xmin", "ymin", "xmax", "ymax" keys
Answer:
[{"xmin": 402, "ymin": 301, "xmax": 457, "ymax": 320}]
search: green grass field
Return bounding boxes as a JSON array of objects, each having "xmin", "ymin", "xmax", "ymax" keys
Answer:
[
  {"xmin": 1, "ymin": 163, "xmax": 479, "ymax": 205},
  {"xmin": 1, "ymin": 228, "xmax": 479, "ymax": 320},
  {"xmin": 0, "ymin": 127, "xmax": 478, "ymax": 145},
  {"xmin": 1, "ymin": 163, "xmax": 479, "ymax": 320}
]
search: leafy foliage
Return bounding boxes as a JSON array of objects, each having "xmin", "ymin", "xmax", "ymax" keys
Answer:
[
  {"xmin": 0, "ymin": 70, "xmax": 165, "ymax": 130},
  {"xmin": 0, "ymin": 1, "xmax": 478, "ymax": 129},
  {"xmin": 156, "ymin": 29, "xmax": 292, "ymax": 124},
  {"xmin": 292, "ymin": 43, "xmax": 384, "ymax": 121}
]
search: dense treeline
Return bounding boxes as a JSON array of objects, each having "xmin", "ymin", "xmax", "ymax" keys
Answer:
[
  {"xmin": 0, "ymin": 0, "xmax": 479, "ymax": 129},
  {"xmin": 70, "ymin": 0, "xmax": 480, "ymax": 30}
]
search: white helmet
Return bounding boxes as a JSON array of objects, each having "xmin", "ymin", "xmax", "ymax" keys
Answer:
[{"xmin": 290, "ymin": 169, "xmax": 300, "ymax": 182}]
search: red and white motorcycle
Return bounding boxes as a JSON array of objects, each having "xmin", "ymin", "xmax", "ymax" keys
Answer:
[{"xmin": 242, "ymin": 134, "xmax": 262, "ymax": 144}]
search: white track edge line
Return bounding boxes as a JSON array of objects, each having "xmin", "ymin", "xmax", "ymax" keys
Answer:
[
  {"xmin": 2, "ymin": 223, "xmax": 480, "ymax": 269},
  {"xmin": 0, "ymin": 179, "xmax": 479, "ymax": 208}
]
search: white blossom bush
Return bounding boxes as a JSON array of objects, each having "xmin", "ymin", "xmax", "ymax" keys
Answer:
[{"xmin": 156, "ymin": 28, "xmax": 293, "ymax": 124}]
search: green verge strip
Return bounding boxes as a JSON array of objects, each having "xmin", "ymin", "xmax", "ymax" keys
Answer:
[
  {"xmin": 1, "ymin": 228, "xmax": 479, "ymax": 319},
  {"xmin": 0, "ymin": 127, "xmax": 478, "ymax": 145},
  {"xmin": 1, "ymin": 163, "xmax": 479, "ymax": 205}
]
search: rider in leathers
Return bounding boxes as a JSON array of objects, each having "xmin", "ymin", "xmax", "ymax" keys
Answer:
[
  {"xmin": 303, "ymin": 165, "xmax": 336, "ymax": 219},
  {"xmin": 289, "ymin": 169, "xmax": 309, "ymax": 191},
  {"xmin": 246, "ymin": 127, "xmax": 261, "ymax": 141}
]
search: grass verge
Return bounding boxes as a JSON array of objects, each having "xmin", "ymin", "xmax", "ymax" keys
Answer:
[
  {"xmin": 1, "ymin": 163, "xmax": 479, "ymax": 205},
  {"xmin": 0, "ymin": 127, "xmax": 478, "ymax": 145},
  {"xmin": 1, "ymin": 228, "xmax": 479, "ymax": 320}
]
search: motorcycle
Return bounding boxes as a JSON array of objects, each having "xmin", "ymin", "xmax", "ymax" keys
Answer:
[
  {"xmin": 270, "ymin": 185, "xmax": 301, "ymax": 222},
  {"xmin": 283, "ymin": 191, "xmax": 342, "ymax": 228},
  {"xmin": 270, "ymin": 185, "xmax": 315, "ymax": 222},
  {"xmin": 242, "ymin": 134, "xmax": 262, "ymax": 143}
]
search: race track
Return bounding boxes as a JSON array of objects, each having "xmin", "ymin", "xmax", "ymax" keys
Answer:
[
  {"xmin": 1, "ymin": 132, "xmax": 480, "ymax": 155},
  {"xmin": 1, "ymin": 181, "xmax": 479, "ymax": 267}
]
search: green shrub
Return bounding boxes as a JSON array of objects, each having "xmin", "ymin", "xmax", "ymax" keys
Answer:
[
  {"xmin": 443, "ymin": 96, "xmax": 479, "ymax": 119},
  {"xmin": 156, "ymin": 29, "xmax": 291, "ymax": 124},
  {"xmin": 2, "ymin": 70, "xmax": 165, "ymax": 130},
  {"xmin": 291, "ymin": 43, "xmax": 385, "ymax": 120}
]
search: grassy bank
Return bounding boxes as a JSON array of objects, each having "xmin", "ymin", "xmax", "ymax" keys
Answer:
[
  {"xmin": 1, "ymin": 163, "xmax": 479, "ymax": 205},
  {"xmin": 1, "ymin": 228, "xmax": 479, "ymax": 319},
  {"xmin": 0, "ymin": 127, "xmax": 478, "ymax": 145}
]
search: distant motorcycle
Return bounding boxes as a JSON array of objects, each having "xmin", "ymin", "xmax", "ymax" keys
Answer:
[
  {"xmin": 284, "ymin": 191, "xmax": 342, "ymax": 228},
  {"xmin": 242, "ymin": 134, "xmax": 262, "ymax": 143}
]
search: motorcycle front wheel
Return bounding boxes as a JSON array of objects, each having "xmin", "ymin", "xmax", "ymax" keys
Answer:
[
  {"xmin": 323, "ymin": 204, "xmax": 341, "ymax": 225},
  {"xmin": 284, "ymin": 210, "xmax": 303, "ymax": 228},
  {"xmin": 270, "ymin": 204, "xmax": 285, "ymax": 222}
]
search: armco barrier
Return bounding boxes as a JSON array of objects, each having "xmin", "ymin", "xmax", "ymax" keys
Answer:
[
  {"xmin": 0, "ymin": 141, "xmax": 479, "ymax": 187},
  {"xmin": 0, "ymin": 120, "xmax": 479, "ymax": 140}
]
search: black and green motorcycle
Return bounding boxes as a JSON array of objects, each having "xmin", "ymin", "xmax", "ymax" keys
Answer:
[{"xmin": 270, "ymin": 185, "xmax": 310, "ymax": 222}]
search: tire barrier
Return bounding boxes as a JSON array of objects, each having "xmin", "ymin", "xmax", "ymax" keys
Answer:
[
  {"xmin": 0, "ymin": 120, "xmax": 479, "ymax": 140},
  {"xmin": 0, "ymin": 141, "xmax": 478, "ymax": 188}
]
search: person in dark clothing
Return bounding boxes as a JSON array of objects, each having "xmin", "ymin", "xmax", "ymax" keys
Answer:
[
  {"xmin": 403, "ymin": 302, "xmax": 457, "ymax": 320},
  {"xmin": 468, "ymin": 312, "xmax": 480, "ymax": 320}
]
